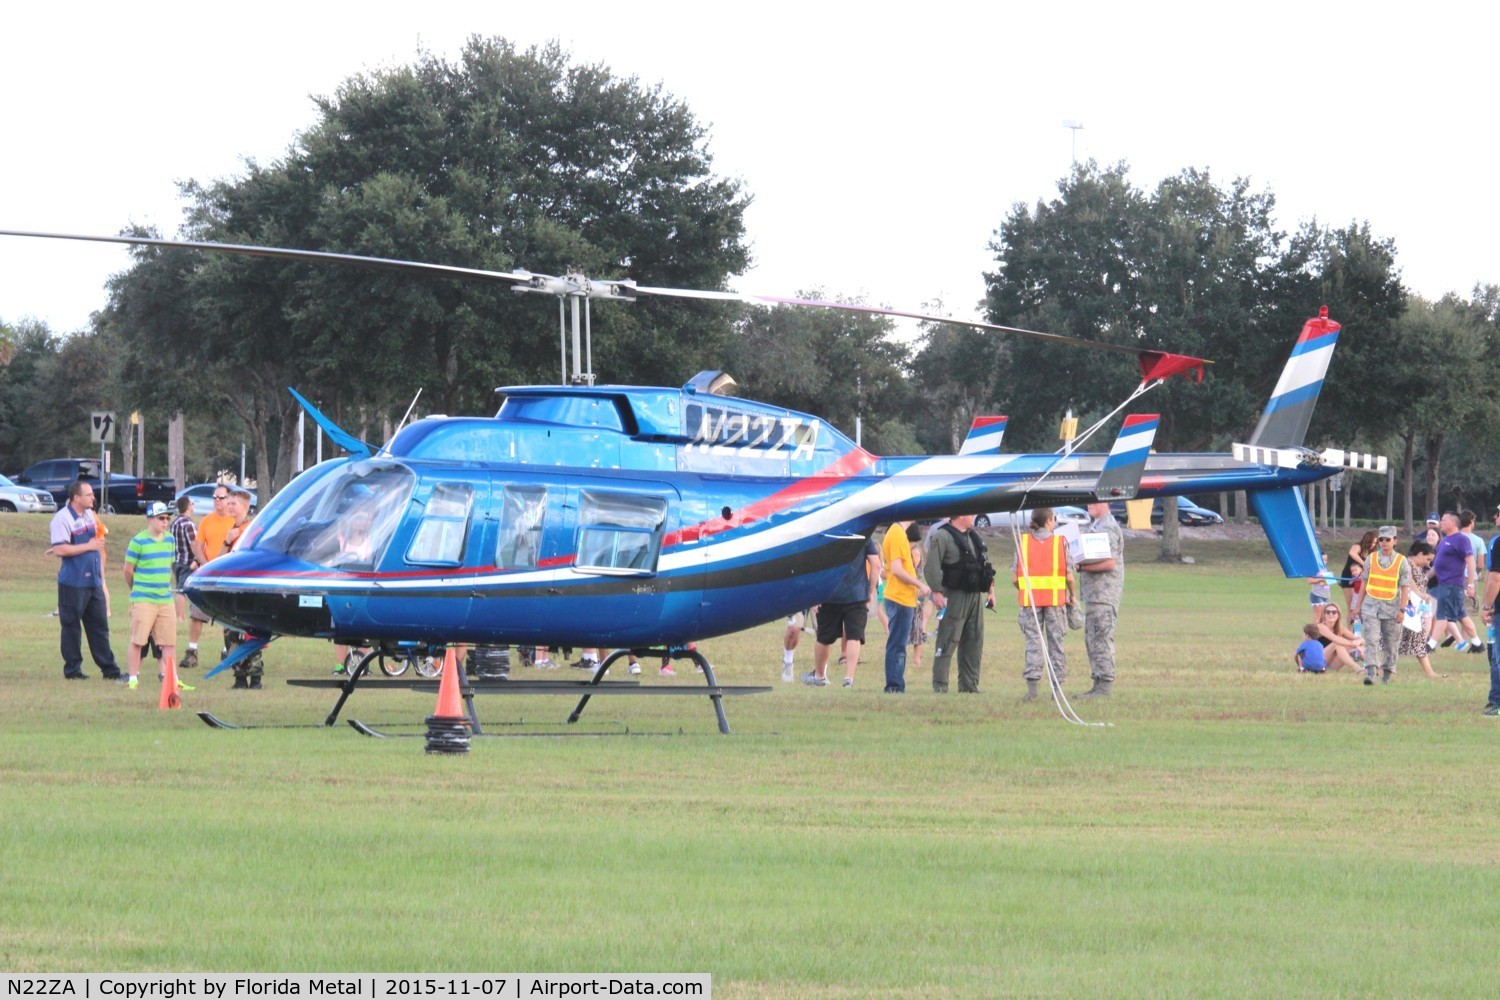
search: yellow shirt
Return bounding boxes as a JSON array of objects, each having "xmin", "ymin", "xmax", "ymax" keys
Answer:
[{"xmin": 880, "ymin": 525, "xmax": 919, "ymax": 608}]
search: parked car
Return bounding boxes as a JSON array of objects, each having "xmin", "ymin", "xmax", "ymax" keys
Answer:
[
  {"xmin": 0, "ymin": 473, "xmax": 58, "ymax": 514},
  {"xmin": 176, "ymin": 482, "xmax": 259, "ymax": 518},
  {"xmin": 12, "ymin": 458, "xmax": 176, "ymax": 514},
  {"xmin": 975, "ymin": 505, "xmax": 1092, "ymax": 529},
  {"xmin": 1109, "ymin": 498, "xmax": 1225, "ymax": 526}
]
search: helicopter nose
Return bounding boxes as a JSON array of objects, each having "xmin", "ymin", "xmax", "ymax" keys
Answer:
[
  {"xmin": 189, "ymin": 586, "xmax": 335, "ymax": 638},
  {"xmin": 185, "ymin": 552, "xmax": 337, "ymax": 638}
]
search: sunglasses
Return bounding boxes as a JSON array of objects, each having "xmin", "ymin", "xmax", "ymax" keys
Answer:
[
  {"xmin": 213, "ymin": 494, "xmax": 229, "ymax": 500},
  {"xmin": 1378, "ymin": 537, "xmax": 1394, "ymax": 542},
  {"xmin": 1323, "ymin": 609, "xmax": 1339, "ymax": 615}
]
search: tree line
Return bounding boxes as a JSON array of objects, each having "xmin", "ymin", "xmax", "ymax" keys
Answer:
[{"xmin": 2, "ymin": 37, "xmax": 1496, "ymax": 529}]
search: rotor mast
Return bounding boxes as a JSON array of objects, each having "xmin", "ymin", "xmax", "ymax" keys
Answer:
[{"xmin": 513, "ymin": 273, "xmax": 637, "ymax": 385}]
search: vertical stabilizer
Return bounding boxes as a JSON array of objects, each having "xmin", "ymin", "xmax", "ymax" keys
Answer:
[
  {"xmin": 1248, "ymin": 486, "xmax": 1324, "ymax": 578},
  {"xmin": 959, "ymin": 416, "xmax": 1008, "ymax": 456},
  {"xmin": 1094, "ymin": 414, "xmax": 1158, "ymax": 500},
  {"xmin": 1247, "ymin": 307, "xmax": 1341, "ymax": 448}
]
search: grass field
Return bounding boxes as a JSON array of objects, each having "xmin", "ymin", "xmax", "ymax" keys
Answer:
[{"xmin": 3, "ymin": 516, "xmax": 1499, "ymax": 997}]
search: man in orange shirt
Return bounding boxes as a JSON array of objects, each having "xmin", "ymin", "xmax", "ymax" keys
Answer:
[{"xmin": 185, "ymin": 486, "xmax": 236, "ymax": 673}]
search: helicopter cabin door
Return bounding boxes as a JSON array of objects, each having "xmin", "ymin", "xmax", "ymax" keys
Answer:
[
  {"xmin": 364, "ymin": 475, "xmax": 481, "ymax": 638},
  {"xmin": 560, "ymin": 482, "xmax": 688, "ymax": 645}
]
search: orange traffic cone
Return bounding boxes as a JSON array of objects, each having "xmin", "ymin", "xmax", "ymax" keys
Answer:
[
  {"xmin": 159, "ymin": 654, "xmax": 182, "ymax": 710},
  {"xmin": 425, "ymin": 648, "xmax": 470, "ymax": 754},
  {"xmin": 433, "ymin": 648, "xmax": 464, "ymax": 719}
]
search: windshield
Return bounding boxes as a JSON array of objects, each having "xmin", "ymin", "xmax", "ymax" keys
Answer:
[
  {"xmin": 0, "ymin": 474, "xmax": 13, "ymax": 488},
  {"xmin": 248, "ymin": 460, "xmax": 416, "ymax": 569}
]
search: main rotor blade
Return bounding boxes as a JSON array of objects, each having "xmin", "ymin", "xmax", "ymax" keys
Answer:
[
  {"xmin": 0, "ymin": 229, "xmax": 540, "ymax": 286},
  {"xmin": 631, "ymin": 283, "xmax": 1212, "ymax": 367}
]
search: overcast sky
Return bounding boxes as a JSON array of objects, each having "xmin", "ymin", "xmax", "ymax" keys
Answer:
[{"xmin": 3, "ymin": 2, "xmax": 1496, "ymax": 339}]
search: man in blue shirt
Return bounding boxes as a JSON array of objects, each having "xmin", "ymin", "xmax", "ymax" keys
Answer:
[
  {"xmin": 1433, "ymin": 512, "xmax": 1480, "ymax": 652},
  {"xmin": 48, "ymin": 480, "xmax": 121, "ymax": 680},
  {"xmin": 802, "ymin": 537, "xmax": 881, "ymax": 687}
]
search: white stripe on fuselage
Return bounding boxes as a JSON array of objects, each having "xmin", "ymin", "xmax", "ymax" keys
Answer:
[{"xmin": 205, "ymin": 452, "xmax": 1059, "ymax": 593}]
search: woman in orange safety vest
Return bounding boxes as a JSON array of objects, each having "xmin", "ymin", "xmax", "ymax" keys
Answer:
[{"xmin": 1014, "ymin": 508, "xmax": 1077, "ymax": 701}]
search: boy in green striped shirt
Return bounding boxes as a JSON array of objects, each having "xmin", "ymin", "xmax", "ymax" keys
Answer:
[{"xmin": 124, "ymin": 501, "xmax": 178, "ymax": 690}]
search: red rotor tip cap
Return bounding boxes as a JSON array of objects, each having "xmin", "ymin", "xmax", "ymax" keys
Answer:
[{"xmin": 1319, "ymin": 305, "xmax": 1328, "ymax": 318}]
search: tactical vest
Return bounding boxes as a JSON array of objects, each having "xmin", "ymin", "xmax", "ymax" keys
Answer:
[
  {"xmin": 940, "ymin": 523, "xmax": 995, "ymax": 593},
  {"xmin": 1017, "ymin": 534, "xmax": 1067, "ymax": 607},
  {"xmin": 1365, "ymin": 552, "xmax": 1405, "ymax": 602}
]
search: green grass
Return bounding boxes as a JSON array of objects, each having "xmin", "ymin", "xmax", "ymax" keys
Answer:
[{"xmin": 2, "ymin": 518, "xmax": 1498, "ymax": 996}]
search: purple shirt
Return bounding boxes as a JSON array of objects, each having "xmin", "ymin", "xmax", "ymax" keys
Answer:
[{"xmin": 1433, "ymin": 532, "xmax": 1471, "ymax": 587}]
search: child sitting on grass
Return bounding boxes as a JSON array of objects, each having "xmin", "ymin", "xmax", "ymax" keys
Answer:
[{"xmin": 1295, "ymin": 624, "xmax": 1327, "ymax": 673}]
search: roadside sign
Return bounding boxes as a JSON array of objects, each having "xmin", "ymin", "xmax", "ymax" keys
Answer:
[{"xmin": 91, "ymin": 411, "xmax": 117, "ymax": 445}]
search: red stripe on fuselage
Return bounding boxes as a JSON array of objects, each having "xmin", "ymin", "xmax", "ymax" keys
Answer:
[{"xmin": 662, "ymin": 447, "xmax": 879, "ymax": 548}]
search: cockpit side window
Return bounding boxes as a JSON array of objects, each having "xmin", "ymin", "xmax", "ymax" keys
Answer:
[
  {"xmin": 575, "ymin": 490, "xmax": 667, "ymax": 576},
  {"xmin": 497, "ymin": 486, "xmax": 546, "ymax": 569},
  {"xmin": 406, "ymin": 482, "xmax": 474, "ymax": 566}
]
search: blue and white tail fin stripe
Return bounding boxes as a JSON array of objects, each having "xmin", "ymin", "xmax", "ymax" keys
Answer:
[
  {"xmin": 958, "ymin": 416, "xmax": 1007, "ymax": 456},
  {"xmin": 1247, "ymin": 307, "xmax": 1341, "ymax": 448},
  {"xmin": 1094, "ymin": 413, "xmax": 1157, "ymax": 500}
]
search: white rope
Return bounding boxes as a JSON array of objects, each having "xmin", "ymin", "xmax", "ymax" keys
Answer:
[{"xmin": 1005, "ymin": 378, "xmax": 1164, "ymax": 726}]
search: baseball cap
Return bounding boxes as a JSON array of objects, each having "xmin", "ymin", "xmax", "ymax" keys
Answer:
[
  {"xmin": 1426, "ymin": 512, "xmax": 1440, "ymax": 524},
  {"xmin": 1377, "ymin": 525, "xmax": 1398, "ymax": 540},
  {"xmin": 145, "ymin": 500, "xmax": 172, "ymax": 518}
]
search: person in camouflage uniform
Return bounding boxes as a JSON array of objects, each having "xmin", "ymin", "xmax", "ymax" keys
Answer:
[
  {"xmin": 1014, "ymin": 508, "xmax": 1077, "ymax": 702},
  {"xmin": 1076, "ymin": 501, "xmax": 1124, "ymax": 698},
  {"xmin": 1359, "ymin": 525, "xmax": 1411, "ymax": 686}
]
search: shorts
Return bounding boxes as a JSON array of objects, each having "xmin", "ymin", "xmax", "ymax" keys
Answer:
[
  {"xmin": 173, "ymin": 563, "xmax": 194, "ymax": 593},
  {"xmin": 129, "ymin": 601, "xmax": 177, "ymax": 648},
  {"xmin": 785, "ymin": 610, "xmax": 810, "ymax": 629},
  {"xmin": 1433, "ymin": 583, "xmax": 1467, "ymax": 622},
  {"xmin": 1308, "ymin": 592, "xmax": 1331, "ymax": 607},
  {"xmin": 815, "ymin": 601, "xmax": 869, "ymax": 646},
  {"xmin": 189, "ymin": 600, "xmax": 212, "ymax": 624}
]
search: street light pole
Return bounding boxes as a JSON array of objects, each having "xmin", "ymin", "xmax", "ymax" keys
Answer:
[{"xmin": 1062, "ymin": 120, "xmax": 1084, "ymax": 167}]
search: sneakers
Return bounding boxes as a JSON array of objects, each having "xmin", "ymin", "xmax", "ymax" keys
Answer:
[
  {"xmin": 180, "ymin": 648, "xmax": 198, "ymax": 671},
  {"xmin": 801, "ymin": 671, "xmax": 828, "ymax": 687},
  {"xmin": 660, "ymin": 665, "xmax": 677, "ymax": 677},
  {"xmin": 1484, "ymin": 704, "xmax": 1500, "ymax": 716},
  {"xmin": 842, "ymin": 677, "xmax": 853, "ymax": 688},
  {"xmin": 1440, "ymin": 635, "xmax": 1456, "ymax": 648},
  {"xmin": 1456, "ymin": 640, "xmax": 1471, "ymax": 653},
  {"xmin": 177, "ymin": 679, "xmax": 195, "ymax": 691},
  {"xmin": 570, "ymin": 657, "xmax": 599, "ymax": 670},
  {"xmin": 628, "ymin": 661, "xmax": 641, "ymax": 676},
  {"xmin": 1470, "ymin": 643, "xmax": 1486, "ymax": 655},
  {"xmin": 781, "ymin": 663, "xmax": 794, "ymax": 683},
  {"xmin": 127, "ymin": 676, "xmax": 139, "ymax": 690},
  {"xmin": 1427, "ymin": 637, "xmax": 1440, "ymax": 651}
]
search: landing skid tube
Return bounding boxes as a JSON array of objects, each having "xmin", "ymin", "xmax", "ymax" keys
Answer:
[{"xmin": 568, "ymin": 647, "xmax": 738, "ymax": 734}]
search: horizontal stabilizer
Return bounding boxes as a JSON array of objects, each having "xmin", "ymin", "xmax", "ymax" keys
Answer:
[
  {"xmin": 1248, "ymin": 486, "xmax": 1324, "ymax": 578},
  {"xmin": 959, "ymin": 416, "xmax": 1007, "ymax": 456},
  {"xmin": 1094, "ymin": 414, "xmax": 1157, "ymax": 499},
  {"xmin": 1232, "ymin": 443, "xmax": 1387, "ymax": 474}
]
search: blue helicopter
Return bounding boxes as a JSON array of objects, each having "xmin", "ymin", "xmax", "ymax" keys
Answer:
[{"xmin": 2, "ymin": 230, "xmax": 1383, "ymax": 665}]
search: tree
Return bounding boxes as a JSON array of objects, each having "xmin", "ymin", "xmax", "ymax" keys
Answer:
[
  {"xmin": 723, "ymin": 295, "xmax": 912, "ymax": 453},
  {"xmin": 107, "ymin": 38, "xmax": 751, "ymax": 494}
]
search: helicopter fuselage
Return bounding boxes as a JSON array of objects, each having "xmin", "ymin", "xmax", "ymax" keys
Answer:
[{"xmin": 185, "ymin": 382, "xmax": 1331, "ymax": 649}]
